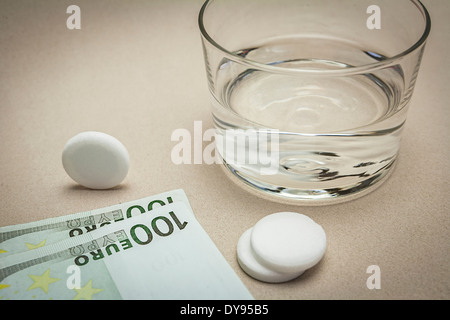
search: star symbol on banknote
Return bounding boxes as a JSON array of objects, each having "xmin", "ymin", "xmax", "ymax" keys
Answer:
[
  {"xmin": 25, "ymin": 239, "xmax": 46, "ymax": 250},
  {"xmin": 27, "ymin": 269, "xmax": 60, "ymax": 294},
  {"xmin": 0, "ymin": 250, "xmax": 10, "ymax": 289},
  {"xmin": 73, "ymin": 279, "xmax": 103, "ymax": 300},
  {"xmin": 0, "ymin": 284, "xmax": 10, "ymax": 290}
]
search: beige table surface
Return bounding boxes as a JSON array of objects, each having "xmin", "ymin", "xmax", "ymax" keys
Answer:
[{"xmin": 1, "ymin": 0, "xmax": 448, "ymax": 300}]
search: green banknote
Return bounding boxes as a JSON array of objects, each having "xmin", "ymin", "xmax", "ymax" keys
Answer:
[
  {"xmin": 0, "ymin": 202, "xmax": 253, "ymax": 300},
  {"xmin": 0, "ymin": 189, "xmax": 192, "ymax": 258}
]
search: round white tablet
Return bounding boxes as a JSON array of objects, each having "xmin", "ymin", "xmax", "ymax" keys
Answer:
[
  {"xmin": 237, "ymin": 228, "xmax": 304, "ymax": 283},
  {"xmin": 250, "ymin": 212, "xmax": 326, "ymax": 274},
  {"xmin": 62, "ymin": 131, "xmax": 129, "ymax": 189}
]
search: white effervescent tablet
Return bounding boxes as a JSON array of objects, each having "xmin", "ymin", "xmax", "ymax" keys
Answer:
[
  {"xmin": 237, "ymin": 228, "xmax": 304, "ymax": 283},
  {"xmin": 250, "ymin": 212, "xmax": 326, "ymax": 274},
  {"xmin": 62, "ymin": 131, "xmax": 129, "ymax": 189}
]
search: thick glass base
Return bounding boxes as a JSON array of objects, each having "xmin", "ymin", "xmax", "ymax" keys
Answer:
[{"xmin": 220, "ymin": 156, "xmax": 396, "ymax": 206}]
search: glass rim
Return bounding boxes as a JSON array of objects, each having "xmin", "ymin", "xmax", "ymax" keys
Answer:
[{"xmin": 198, "ymin": 0, "xmax": 431, "ymax": 76}]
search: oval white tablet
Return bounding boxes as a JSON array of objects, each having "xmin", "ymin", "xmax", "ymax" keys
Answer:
[
  {"xmin": 250, "ymin": 212, "xmax": 326, "ymax": 274},
  {"xmin": 62, "ymin": 131, "xmax": 129, "ymax": 189},
  {"xmin": 237, "ymin": 228, "xmax": 304, "ymax": 283}
]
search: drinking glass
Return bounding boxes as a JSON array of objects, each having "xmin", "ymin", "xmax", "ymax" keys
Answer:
[{"xmin": 198, "ymin": 0, "xmax": 431, "ymax": 204}]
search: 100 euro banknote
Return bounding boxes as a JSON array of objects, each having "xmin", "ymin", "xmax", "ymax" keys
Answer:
[
  {"xmin": 0, "ymin": 201, "xmax": 253, "ymax": 300},
  {"xmin": 0, "ymin": 189, "xmax": 192, "ymax": 258}
]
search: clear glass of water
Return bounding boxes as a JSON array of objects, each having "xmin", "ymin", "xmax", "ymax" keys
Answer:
[{"xmin": 198, "ymin": 0, "xmax": 431, "ymax": 204}]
